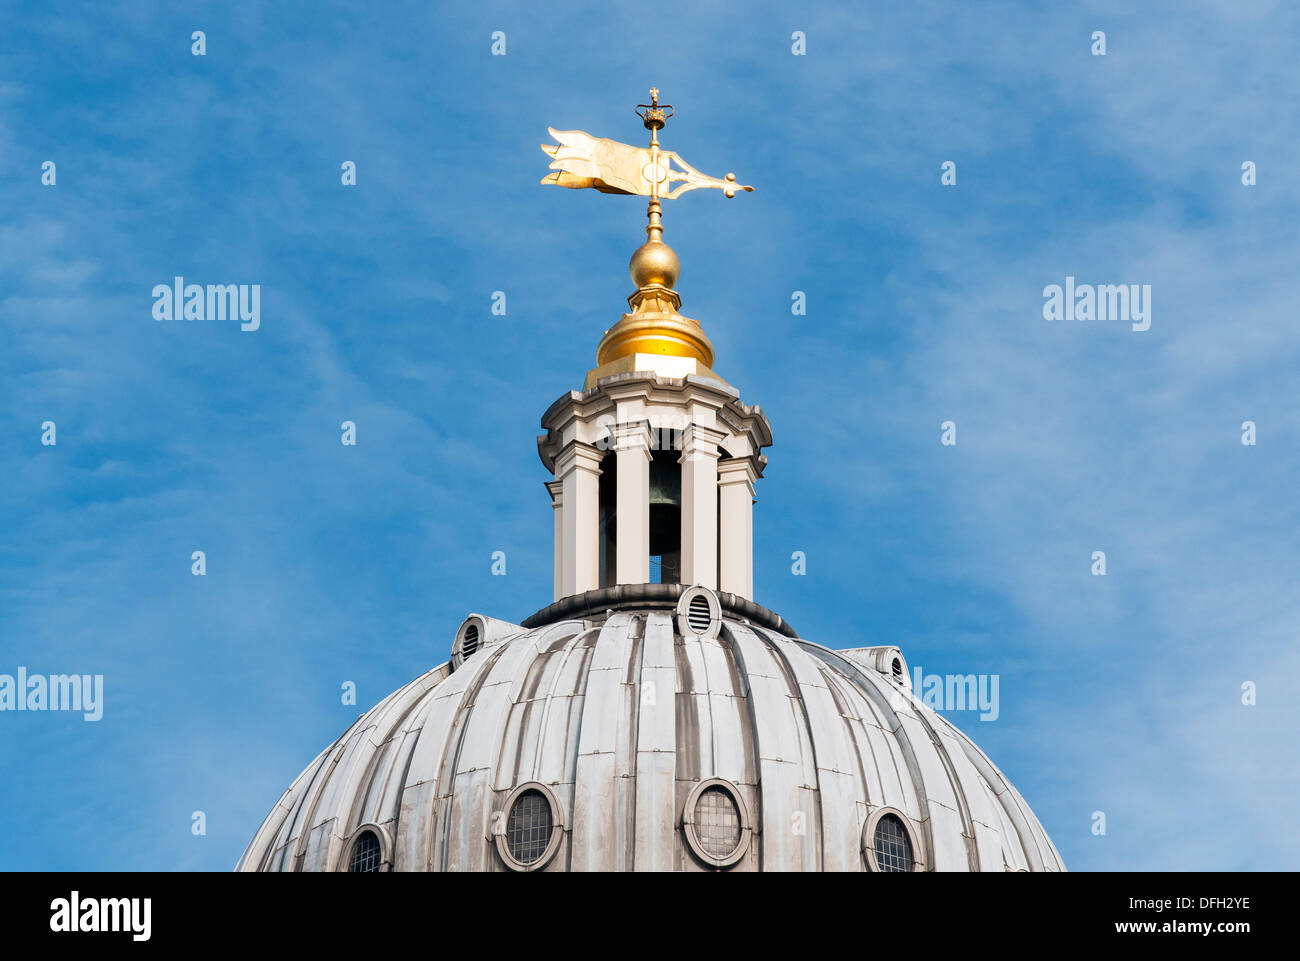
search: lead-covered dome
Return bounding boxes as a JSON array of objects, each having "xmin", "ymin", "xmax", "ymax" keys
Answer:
[{"xmin": 237, "ymin": 587, "xmax": 1063, "ymax": 873}]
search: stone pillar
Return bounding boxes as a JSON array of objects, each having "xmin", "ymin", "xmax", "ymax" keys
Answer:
[
  {"xmin": 717, "ymin": 458, "xmax": 757, "ymax": 600},
  {"xmin": 555, "ymin": 441, "xmax": 602, "ymax": 597},
  {"xmin": 679, "ymin": 424, "xmax": 724, "ymax": 589},
  {"xmin": 613, "ymin": 420, "xmax": 652, "ymax": 585},
  {"xmin": 546, "ymin": 479, "xmax": 563, "ymax": 601}
]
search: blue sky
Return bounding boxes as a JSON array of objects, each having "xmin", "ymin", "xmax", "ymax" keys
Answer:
[{"xmin": 2, "ymin": 0, "xmax": 1297, "ymax": 871}]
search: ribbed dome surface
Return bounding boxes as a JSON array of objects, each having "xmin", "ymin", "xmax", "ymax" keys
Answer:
[{"xmin": 237, "ymin": 607, "xmax": 1063, "ymax": 872}]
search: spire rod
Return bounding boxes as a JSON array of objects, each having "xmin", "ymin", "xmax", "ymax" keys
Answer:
[
  {"xmin": 646, "ymin": 198, "xmax": 664, "ymax": 244},
  {"xmin": 637, "ymin": 88, "xmax": 673, "ymax": 239}
]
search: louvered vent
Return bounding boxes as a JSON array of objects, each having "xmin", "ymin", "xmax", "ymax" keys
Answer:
[
  {"xmin": 687, "ymin": 595, "xmax": 711, "ymax": 633},
  {"xmin": 462, "ymin": 624, "xmax": 480, "ymax": 658},
  {"xmin": 891, "ymin": 658, "xmax": 903, "ymax": 681}
]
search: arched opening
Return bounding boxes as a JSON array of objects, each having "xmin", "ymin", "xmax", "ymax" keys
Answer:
[
  {"xmin": 648, "ymin": 442, "xmax": 681, "ymax": 584},
  {"xmin": 598, "ymin": 449, "xmax": 617, "ymax": 588},
  {"xmin": 597, "ymin": 427, "xmax": 682, "ymax": 587}
]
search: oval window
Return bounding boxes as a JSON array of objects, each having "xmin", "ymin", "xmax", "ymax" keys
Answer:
[
  {"xmin": 872, "ymin": 813, "xmax": 914, "ymax": 872},
  {"xmin": 682, "ymin": 778, "xmax": 750, "ymax": 868},
  {"xmin": 506, "ymin": 789, "xmax": 555, "ymax": 866},
  {"xmin": 694, "ymin": 785, "xmax": 741, "ymax": 858}
]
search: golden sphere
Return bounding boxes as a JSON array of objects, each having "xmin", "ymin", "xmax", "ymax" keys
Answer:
[{"xmin": 629, "ymin": 240, "xmax": 680, "ymax": 289}]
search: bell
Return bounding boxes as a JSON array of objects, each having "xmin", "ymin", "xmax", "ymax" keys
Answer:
[{"xmin": 648, "ymin": 454, "xmax": 680, "ymax": 507}]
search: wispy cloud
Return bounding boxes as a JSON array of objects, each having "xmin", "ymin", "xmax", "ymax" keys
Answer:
[{"xmin": 1, "ymin": 0, "xmax": 1295, "ymax": 870}]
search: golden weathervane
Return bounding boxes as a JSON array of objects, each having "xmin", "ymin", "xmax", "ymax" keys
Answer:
[
  {"xmin": 542, "ymin": 89, "xmax": 753, "ymax": 388},
  {"xmin": 541, "ymin": 88, "xmax": 754, "ymax": 200}
]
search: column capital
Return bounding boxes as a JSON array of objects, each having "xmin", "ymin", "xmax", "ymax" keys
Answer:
[
  {"xmin": 554, "ymin": 439, "xmax": 605, "ymax": 477},
  {"xmin": 612, "ymin": 419, "xmax": 654, "ymax": 459},
  {"xmin": 678, "ymin": 423, "xmax": 726, "ymax": 464},
  {"xmin": 717, "ymin": 457, "xmax": 758, "ymax": 498},
  {"xmin": 544, "ymin": 479, "xmax": 563, "ymax": 506}
]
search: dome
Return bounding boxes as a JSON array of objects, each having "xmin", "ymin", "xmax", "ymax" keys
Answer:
[
  {"xmin": 239, "ymin": 95, "xmax": 1064, "ymax": 874},
  {"xmin": 237, "ymin": 586, "xmax": 1064, "ymax": 873}
]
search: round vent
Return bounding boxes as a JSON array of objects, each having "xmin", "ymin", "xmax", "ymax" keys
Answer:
[
  {"xmin": 462, "ymin": 624, "xmax": 480, "ymax": 658},
  {"xmin": 675, "ymin": 588, "xmax": 721, "ymax": 640},
  {"xmin": 687, "ymin": 595, "xmax": 711, "ymax": 633}
]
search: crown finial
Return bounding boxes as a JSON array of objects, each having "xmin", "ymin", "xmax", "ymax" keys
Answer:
[{"xmin": 636, "ymin": 87, "xmax": 673, "ymax": 135}]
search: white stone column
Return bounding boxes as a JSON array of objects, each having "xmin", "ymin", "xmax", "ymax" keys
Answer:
[
  {"xmin": 555, "ymin": 441, "xmax": 603, "ymax": 597},
  {"xmin": 546, "ymin": 479, "xmax": 563, "ymax": 601},
  {"xmin": 717, "ymin": 458, "xmax": 757, "ymax": 600},
  {"xmin": 679, "ymin": 424, "xmax": 724, "ymax": 589},
  {"xmin": 613, "ymin": 420, "xmax": 652, "ymax": 585}
]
